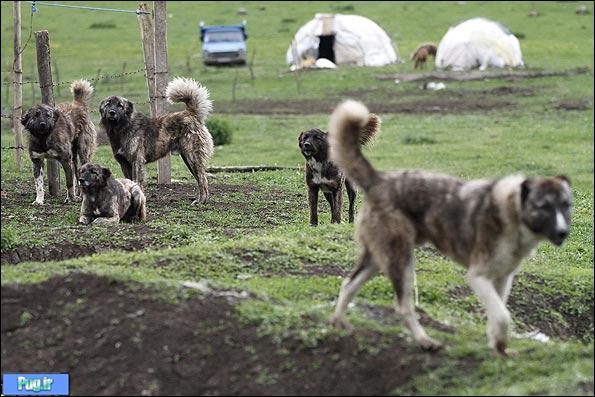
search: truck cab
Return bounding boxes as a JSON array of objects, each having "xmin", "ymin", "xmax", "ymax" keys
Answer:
[{"xmin": 199, "ymin": 21, "xmax": 248, "ymax": 65}]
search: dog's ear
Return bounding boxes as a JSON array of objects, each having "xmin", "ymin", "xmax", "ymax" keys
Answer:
[
  {"xmin": 53, "ymin": 108, "xmax": 61, "ymax": 122},
  {"xmin": 521, "ymin": 178, "xmax": 533, "ymax": 205},
  {"xmin": 20, "ymin": 109, "xmax": 31, "ymax": 127},
  {"xmin": 555, "ymin": 175, "xmax": 571, "ymax": 187},
  {"xmin": 102, "ymin": 167, "xmax": 112, "ymax": 180},
  {"xmin": 123, "ymin": 98, "xmax": 134, "ymax": 116},
  {"xmin": 298, "ymin": 132, "xmax": 305, "ymax": 147},
  {"xmin": 99, "ymin": 99, "xmax": 108, "ymax": 117}
]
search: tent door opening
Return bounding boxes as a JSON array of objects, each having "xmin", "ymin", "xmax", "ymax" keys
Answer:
[{"xmin": 317, "ymin": 35, "xmax": 335, "ymax": 63}]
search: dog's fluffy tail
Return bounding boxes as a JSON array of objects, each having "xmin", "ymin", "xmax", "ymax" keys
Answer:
[
  {"xmin": 329, "ymin": 100, "xmax": 382, "ymax": 192},
  {"xmin": 71, "ymin": 79, "xmax": 93, "ymax": 107},
  {"xmin": 166, "ymin": 77, "xmax": 212, "ymax": 123}
]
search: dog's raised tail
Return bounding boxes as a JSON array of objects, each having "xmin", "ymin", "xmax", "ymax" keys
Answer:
[
  {"xmin": 166, "ymin": 77, "xmax": 212, "ymax": 123},
  {"xmin": 71, "ymin": 79, "xmax": 93, "ymax": 107},
  {"xmin": 329, "ymin": 100, "xmax": 381, "ymax": 192}
]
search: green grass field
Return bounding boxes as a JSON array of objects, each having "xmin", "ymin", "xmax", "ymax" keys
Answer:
[{"xmin": 1, "ymin": 1, "xmax": 593, "ymax": 395}]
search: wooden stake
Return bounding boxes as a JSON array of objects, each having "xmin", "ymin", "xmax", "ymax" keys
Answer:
[
  {"xmin": 35, "ymin": 30, "xmax": 60, "ymax": 196},
  {"xmin": 13, "ymin": 1, "xmax": 23, "ymax": 171},
  {"xmin": 153, "ymin": 0, "xmax": 170, "ymax": 184}
]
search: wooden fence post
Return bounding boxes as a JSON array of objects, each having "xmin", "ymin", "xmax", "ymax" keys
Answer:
[
  {"xmin": 13, "ymin": 1, "xmax": 23, "ymax": 171},
  {"xmin": 35, "ymin": 30, "xmax": 60, "ymax": 196},
  {"xmin": 153, "ymin": 0, "xmax": 171, "ymax": 184}
]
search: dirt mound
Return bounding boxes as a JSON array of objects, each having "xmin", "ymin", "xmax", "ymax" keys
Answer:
[
  {"xmin": 2, "ymin": 273, "xmax": 439, "ymax": 396},
  {"xmin": 1, "ymin": 243, "xmax": 97, "ymax": 265}
]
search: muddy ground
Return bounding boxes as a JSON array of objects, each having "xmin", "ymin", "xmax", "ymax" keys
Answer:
[
  {"xmin": 1, "ymin": 181, "xmax": 304, "ymax": 265},
  {"xmin": 1, "ymin": 273, "xmax": 446, "ymax": 396}
]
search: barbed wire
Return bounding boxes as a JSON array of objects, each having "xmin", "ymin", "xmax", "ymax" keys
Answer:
[
  {"xmin": 2, "ymin": 67, "xmax": 146, "ymax": 87},
  {"xmin": 26, "ymin": 1, "xmax": 151, "ymax": 15},
  {"xmin": 1, "ymin": 146, "xmax": 25, "ymax": 151}
]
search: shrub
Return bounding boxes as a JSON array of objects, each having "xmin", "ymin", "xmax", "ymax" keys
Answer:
[
  {"xmin": 1, "ymin": 225, "xmax": 18, "ymax": 251},
  {"xmin": 207, "ymin": 118, "xmax": 233, "ymax": 146}
]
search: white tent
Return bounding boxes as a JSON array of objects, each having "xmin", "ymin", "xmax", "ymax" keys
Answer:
[
  {"xmin": 286, "ymin": 13, "xmax": 400, "ymax": 68},
  {"xmin": 435, "ymin": 17, "xmax": 524, "ymax": 71}
]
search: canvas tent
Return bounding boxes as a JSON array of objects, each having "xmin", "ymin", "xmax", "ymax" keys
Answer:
[
  {"xmin": 286, "ymin": 13, "xmax": 400, "ymax": 68},
  {"xmin": 435, "ymin": 17, "xmax": 524, "ymax": 71}
]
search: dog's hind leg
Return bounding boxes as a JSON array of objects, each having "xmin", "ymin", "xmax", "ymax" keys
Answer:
[
  {"xmin": 371, "ymin": 214, "xmax": 443, "ymax": 351},
  {"xmin": 131, "ymin": 184, "xmax": 147, "ymax": 222},
  {"xmin": 345, "ymin": 180, "xmax": 356, "ymax": 223},
  {"xmin": 330, "ymin": 248, "xmax": 377, "ymax": 330},
  {"xmin": 59, "ymin": 156, "xmax": 78, "ymax": 203},
  {"xmin": 308, "ymin": 185, "xmax": 320, "ymax": 226},
  {"xmin": 31, "ymin": 158, "xmax": 45, "ymax": 205},
  {"xmin": 179, "ymin": 143, "xmax": 210, "ymax": 205}
]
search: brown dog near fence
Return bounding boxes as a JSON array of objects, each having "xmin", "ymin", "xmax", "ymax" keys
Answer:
[
  {"xmin": 21, "ymin": 80, "xmax": 96, "ymax": 204},
  {"xmin": 99, "ymin": 77, "xmax": 213, "ymax": 205},
  {"xmin": 328, "ymin": 100, "xmax": 573, "ymax": 356}
]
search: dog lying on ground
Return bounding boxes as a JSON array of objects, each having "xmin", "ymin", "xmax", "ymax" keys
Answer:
[
  {"xmin": 298, "ymin": 117, "xmax": 379, "ymax": 225},
  {"xmin": 78, "ymin": 163, "xmax": 146, "ymax": 224},
  {"xmin": 411, "ymin": 43, "xmax": 437, "ymax": 69},
  {"xmin": 21, "ymin": 80, "xmax": 96, "ymax": 204},
  {"xmin": 328, "ymin": 100, "xmax": 573, "ymax": 356},
  {"xmin": 99, "ymin": 77, "xmax": 213, "ymax": 205}
]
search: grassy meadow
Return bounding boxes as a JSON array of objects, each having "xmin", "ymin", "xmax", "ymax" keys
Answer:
[{"xmin": 1, "ymin": 1, "xmax": 593, "ymax": 395}]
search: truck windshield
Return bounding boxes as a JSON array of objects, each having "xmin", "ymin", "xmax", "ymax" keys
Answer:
[{"xmin": 205, "ymin": 31, "xmax": 243, "ymax": 43}]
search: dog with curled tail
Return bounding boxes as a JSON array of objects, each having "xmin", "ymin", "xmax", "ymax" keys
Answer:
[
  {"xmin": 328, "ymin": 100, "xmax": 573, "ymax": 356},
  {"xmin": 100, "ymin": 77, "xmax": 213, "ymax": 205}
]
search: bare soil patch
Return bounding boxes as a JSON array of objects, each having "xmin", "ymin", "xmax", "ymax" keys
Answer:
[{"xmin": 1, "ymin": 273, "xmax": 448, "ymax": 396}]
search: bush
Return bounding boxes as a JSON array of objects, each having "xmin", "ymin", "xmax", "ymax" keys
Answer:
[
  {"xmin": 206, "ymin": 118, "xmax": 233, "ymax": 146},
  {"xmin": 1, "ymin": 225, "xmax": 18, "ymax": 251}
]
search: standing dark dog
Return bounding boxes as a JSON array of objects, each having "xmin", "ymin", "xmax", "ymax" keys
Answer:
[
  {"xmin": 99, "ymin": 77, "xmax": 213, "ymax": 205},
  {"xmin": 328, "ymin": 100, "xmax": 573, "ymax": 356},
  {"xmin": 78, "ymin": 163, "xmax": 146, "ymax": 224},
  {"xmin": 298, "ymin": 115, "xmax": 379, "ymax": 226},
  {"xmin": 21, "ymin": 80, "xmax": 96, "ymax": 204}
]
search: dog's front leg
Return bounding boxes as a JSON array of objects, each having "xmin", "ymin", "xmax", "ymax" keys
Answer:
[
  {"xmin": 131, "ymin": 158, "xmax": 146, "ymax": 186},
  {"xmin": 468, "ymin": 269, "xmax": 513, "ymax": 356},
  {"xmin": 327, "ymin": 190, "xmax": 343, "ymax": 224},
  {"xmin": 31, "ymin": 158, "xmax": 45, "ymax": 205},
  {"xmin": 93, "ymin": 216, "xmax": 120, "ymax": 224},
  {"xmin": 308, "ymin": 185, "xmax": 319, "ymax": 226}
]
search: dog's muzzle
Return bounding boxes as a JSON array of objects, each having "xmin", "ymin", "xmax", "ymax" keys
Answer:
[
  {"xmin": 301, "ymin": 142, "xmax": 314, "ymax": 157},
  {"xmin": 78, "ymin": 179, "xmax": 91, "ymax": 187},
  {"xmin": 105, "ymin": 110, "xmax": 118, "ymax": 121}
]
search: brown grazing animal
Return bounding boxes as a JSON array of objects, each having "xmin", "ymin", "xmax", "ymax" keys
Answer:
[
  {"xmin": 78, "ymin": 163, "xmax": 146, "ymax": 224},
  {"xmin": 21, "ymin": 80, "xmax": 96, "ymax": 204},
  {"xmin": 411, "ymin": 43, "xmax": 437, "ymax": 69},
  {"xmin": 328, "ymin": 100, "xmax": 573, "ymax": 356},
  {"xmin": 99, "ymin": 77, "xmax": 213, "ymax": 205},
  {"xmin": 298, "ymin": 115, "xmax": 379, "ymax": 225}
]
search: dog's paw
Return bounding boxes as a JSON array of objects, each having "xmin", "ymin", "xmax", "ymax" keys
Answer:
[
  {"xmin": 329, "ymin": 316, "xmax": 354, "ymax": 332},
  {"xmin": 31, "ymin": 199, "xmax": 44, "ymax": 206},
  {"xmin": 418, "ymin": 336, "xmax": 444, "ymax": 352},
  {"xmin": 493, "ymin": 340, "xmax": 518, "ymax": 358},
  {"xmin": 191, "ymin": 196, "xmax": 208, "ymax": 205}
]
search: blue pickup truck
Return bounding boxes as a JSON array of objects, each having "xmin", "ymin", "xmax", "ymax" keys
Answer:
[{"xmin": 199, "ymin": 21, "xmax": 248, "ymax": 65}]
